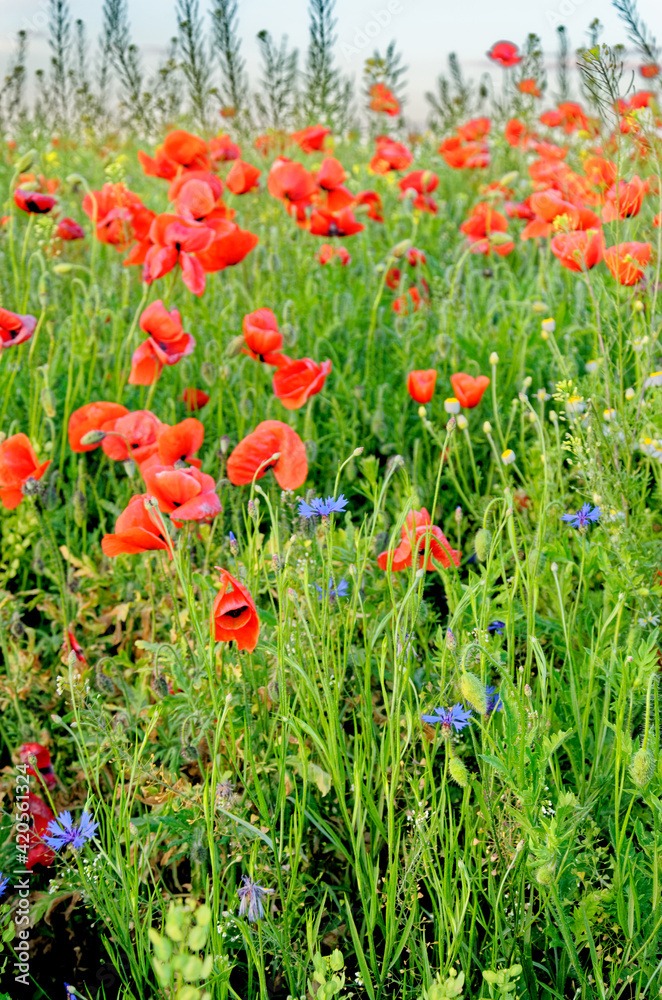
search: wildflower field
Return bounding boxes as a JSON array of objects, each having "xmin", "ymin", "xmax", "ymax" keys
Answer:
[{"xmin": 4, "ymin": 0, "xmax": 662, "ymax": 997}]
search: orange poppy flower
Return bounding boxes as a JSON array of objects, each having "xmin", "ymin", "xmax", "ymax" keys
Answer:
[
  {"xmin": 378, "ymin": 508, "xmax": 461, "ymax": 572},
  {"xmin": 142, "ymin": 464, "xmax": 221, "ymax": 525},
  {"xmin": 156, "ymin": 418, "xmax": 204, "ymax": 468},
  {"xmin": 193, "ymin": 218, "xmax": 259, "ymax": 273},
  {"xmin": 267, "ymin": 158, "xmax": 317, "ymax": 208},
  {"xmin": 309, "ymin": 206, "xmax": 364, "ymax": 237},
  {"xmin": 101, "ymin": 494, "xmax": 172, "ymax": 558},
  {"xmin": 226, "ymin": 159, "xmax": 261, "ymax": 194},
  {"xmin": 129, "ymin": 300, "xmax": 195, "ymax": 386},
  {"xmin": 450, "ymin": 373, "xmax": 490, "ymax": 408},
  {"xmin": 101, "ymin": 410, "xmax": 164, "ymax": 463},
  {"xmin": 602, "ymin": 176, "xmax": 647, "ymax": 221},
  {"xmin": 583, "ymin": 156, "xmax": 618, "ymax": 189},
  {"xmin": 393, "ymin": 287, "xmax": 421, "ymax": 315},
  {"xmin": 369, "ymin": 83, "xmax": 400, "ymax": 116},
  {"xmin": 460, "ymin": 202, "xmax": 509, "ymax": 241},
  {"xmin": 82, "ymin": 183, "xmax": 154, "ymax": 250},
  {"xmin": 504, "ymin": 119, "xmax": 533, "ymax": 148},
  {"xmin": 641, "ymin": 63, "xmax": 660, "ymax": 79},
  {"xmin": 407, "ymin": 370, "xmax": 437, "ymax": 403},
  {"xmin": 14, "ymin": 189, "xmax": 56, "ymax": 214},
  {"xmin": 0, "ymin": 433, "xmax": 51, "ymax": 509},
  {"xmin": 242, "ymin": 308, "xmax": 283, "ymax": 363},
  {"xmin": 227, "ymin": 420, "xmax": 307, "ymax": 490},
  {"xmin": 439, "ymin": 137, "xmax": 490, "ymax": 170},
  {"xmin": 273, "ymin": 358, "xmax": 332, "ymax": 409},
  {"xmin": 354, "ymin": 190, "xmax": 384, "ymax": 222},
  {"xmin": 0, "ymin": 308, "xmax": 37, "ymax": 349},
  {"xmin": 168, "ymin": 171, "xmax": 232, "ymax": 223},
  {"xmin": 68, "ymin": 401, "xmax": 129, "ymax": 452},
  {"xmin": 457, "ymin": 118, "xmax": 491, "ymax": 141},
  {"xmin": 182, "ymin": 388, "xmax": 210, "ymax": 411},
  {"xmin": 210, "ymin": 569, "xmax": 259, "ymax": 652},
  {"xmin": 141, "ymin": 213, "xmax": 214, "ymax": 297},
  {"xmin": 369, "ymin": 136, "xmax": 413, "ymax": 173},
  {"xmin": 291, "ymin": 125, "xmax": 331, "ymax": 153},
  {"xmin": 487, "ymin": 41, "xmax": 522, "ymax": 67},
  {"xmin": 138, "ymin": 129, "xmax": 210, "ymax": 179},
  {"xmin": 518, "ymin": 78, "xmax": 541, "ymax": 97},
  {"xmin": 317, "ymin": 243, "xmax": 351, "ymax": 266},
  {"xmin": 407, "ymin": 248, "xmax": 426, "ymax": 266},
  {"xmin": 604, "ymin": 242, "xmax": 651, "ymax": 285},
  {"xmin": 550, "ymin": 229, "xmax": 604, "ymax": 272},
  {"xmin": 209, "ymin": 133, "xmax": 241, "ymax": 162}
]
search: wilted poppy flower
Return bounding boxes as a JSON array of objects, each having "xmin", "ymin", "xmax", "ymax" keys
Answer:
[
  {"xmin": 129, "ymin": 300, "xmax": 195, "ymax": 386},
  {"xmin": 450, "ymin": 373, "xmax": 490, "ymax": 408},
  {"xmin": 26, "ymin": 793, "xmax": 55, "ymax": 870},
  {"xmin": 226, "ymin": 159, "xmax": 261, "ymax": 194},
  {"xmin": 182, "ymin": 387, "xmax": 210, "ymax": 411},
  {"xmin": 378, "ymin": 508, "xmax": 461, "ymax": 572},
  {"xmin": 604, "ymin": 242, "xmax": 651, "ymax": 285},
  {"xmin": 551, "ymin": 229, "xmax": 604, "ymax": 272},
  {"xmin": 102, "ymin": 495, "xmax": 172, "ymax": 557},
  {"xmin": 310, "ymin": 206, "xmax": 364, "ymax": 237},
  {"xmin": 156, "ymin": 417, "xmax": 204, "ymax": 468},
  {"xmin": 0, "ymin": 308, "xmax": 37, "ymax": 349},
  {"xmin": 141, "ymin": 213, "xmax": 214, "ymax": 296},
  {"xmin": 83, "ymin": 183, "xmax": 154, "ymax": 251},
  {"xmin": 518, "ymin": 78, "xmax": 541, "ymax": 97},
  {"xmin": 602, "ymin": 175, "xmax": 647, "ymax": 221},
  {"xmin": 407, "ymin": 369, "xmax": 437, "ymax": 403},
  {"xmin": 101, "ymin": 410, "xmax": 163, "ymax": 464},
  {"xmin": 273, "ymin": 358, "xmax": 332, "ymax": 409},
  {"xmin": 19, "ymin": 743, "xmax": 56, "ymax": 790},
  {"xmin": 487, "ymin": 41, "xmax": 522, "ymax": 66},
  {"xmin": 393, "ymin": 287, "xmax": 421, "ymax": 315},
  {"xmin": 227, "ymin": 420, "xmax": 307, "ymax": 490},
  {"xmin": 142, "ymin": 464, "xmax": 221, "ymax": 525},
  {"xmin": 291, "ymin": 125, "xmax": 331, "ymax": 153},
  {"xmin": 56, "ymin": 217, "xmax": 85, "ymax": 240},
  {"xmin": 242, "ymin": 308, "xmax": 284, "ymax": 363},
  {"xmin": 14, "ymin": 188, "xmax": 56, "ymax": 213},
  {"xmin": 67, "ymin": 401, "xmax": 129, "ymax": 453},
  {"xmin": 370, "ymin": 83, "xmax": 400, "ymax": 116},
  {"xmin": 138, "ymin": 129, "xmax": 210, "ymax": 179},
  {"xmin": 0, "ymin": 433, "xmax": 51, "ymax": 509},
  {"xmin": 209, "ymin": 132, "xmax": 241, "ymax": 163},
  {"xmin": 66, "ymin": 627, "xmax": 87, "ymax": 667},
  {"xmin": 211, "ymin": 568, "xmax": 259, "ymax": 652}
]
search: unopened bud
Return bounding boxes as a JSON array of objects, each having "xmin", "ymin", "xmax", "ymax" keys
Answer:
[
  {"xmin": 72, "ymin": 489, "xmax": 87, "ymax": 528},
  {"xmin": 229, "ymin": 531, "xmax": 239, "ymax": 556},
  {"xmin": 218, "ymin": 435, "xmax": 230, "ymax": 456},
  {"xmin": 247, "ymin": 499, "xmax": 258, "ymax": 519},
  {"xmin": 123, "ymin": 458, "xmax": 136, "ymax": 478},
  {"xmin": 15, "ymin": 149, "xmax": 37, "ymax": 172},
  {"xmin": 80, "ymin": 429, "xmax": 106, "ymax": 446},
  {"xmin": 352, "ymin": 446, "xmax": 364, "ymax": 457},
  {"xmin": 483, "ymin": 421, "xmax": 492, "ymax": 434},
  {"xmin": 226, "ymin": 334, "xmax": 245, "ymax": 357},
  {"xmin": 200, "ymin": 361, "xmax": 217, "ymax": 386},
  {"xmin": 630, "ymin": 746, "xmax": 655, "ymax": 788},
  {"xmin": 489, "ymin": 352, "xmax": 499, "ymax": 365},
  {"xmin": 474, "ymin": 527, "xmax": 491, "ymax": 562},
  {"xmin": 454, "ymin": 506, "xmax": 463, "ymax": 525},
  {"xmin": 21, "ymin": 476, "xmax": 41, "ymax": 497},
  {"xmin": 52, "ymin": 263, "xmax": 73, "ymax": 275},
  {"xmin": 460, "ymin": 671, "xmax": 487, "ymax": 714},
  {"xmin": 535, "ymin": 862, "xmax": 556, "ymax": 886},
  {"xmin": 41, "ymin": 386, "xmax": 56, "ymax": 418},
  {"xmin": 456, "ymin": 414, "xmax": 468, "ymax": 429},
  {"xmin": 448, "ymin": 755, "xmax": 469, "ymax": 788}
]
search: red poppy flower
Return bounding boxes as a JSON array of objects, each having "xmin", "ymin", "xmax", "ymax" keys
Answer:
[
  {"xmin": 407, "ymin": 248, "xmax": 426, "ymax": 267},
  {"xmin": 316, "ymin": 156, "xmax": 346, "ymax": 191},
  {"xmin": 386, "ymin": 267, "xmax": 402, "ymax": 289},
  {"xmin": 83, "ymin": 183, "xmax": 155, "ymax": 250},
  {"xmin": 220, "ymin": 106, "xmax": 236, "ymax": 118},
  {"xmin": 129, "ymin": 300, "xmax": 195, "ymax": 386},
  {"xmin": 193, "ymin": 218, "xmax": 259, "ymax": 273},
  {"xmin": 370, "ymin": 136, "xmax": 413, "ymax": 173},
  {"xmin": 399, "ymin": 170, "xmax": 439, "ymax": 197},
  {"xmin": 19, "ymin": 172, "xmax": 59, "ymax": 194},
  {"xmin": 354, "ymin": 190, "xmax": 384, "ymax": 222},
  {"xmin": 67, "ymin": 401, "xmax": 129, "ymax": 452},
  {"xmin": 209, "ymin": 133, "xmax": 241, "ymax": 162},
  {"xmin": 0, "ymin": 308, "xmax": 37, "ymax": 349},
  {"xmin": 393, "ymin": 287, "xmax": 421, "ymax": 315},
  {"xmin": 156, "ymin": 417, "xmax": 204, "ymax": 468},
  {"xmin": 439, "ymin": 137, "xmax": 490, "ymax": 170},
  {"xmin": 407, "ymin": 369, "xmax": 437, "ymax": 403},
  {"xmin": 378, "ymin": 508, "xmax": 461, "ymax": 572},
  {"xmin": 273, "ymin": 358, "xmax": 332, "ymax": 409},
  {"xmin": 66, "ymin": 627, "xmax": 87, "ymax": 667},
  {"xmin": 138, "ymin": 129, "xmax": 210, "ymax": 179},
  {"xmin": 641, "ymin": 63, "xmax": 660, "ymax": 79},
  {"xmin": 26, "ymin": 793, "xmax": 55, "ymax": 870},
  {"xmin": 182, "ymin": 387, "xmax": 210, "ymax": 411},
  {"xmin": 226, "ymin": 159, "xmax": 261, "ymax": 194},
  {"xmin": 56, "ymin": 217, "xmax": 85, "ymax": 240},
  {"xmin": 457, "ymin": 118, "xmax": 491, "ymax": 141},
  {"xmin": 317, "ymin": 243, "xmax": 351, "ymax": 265},
  {"xmin": 487, "ymin": 41, "xmax": 522, "ymax": 67},
  {"xmin": 142, "ymin": 464, "xmax": 221, "ymax": 525},
  {"xmin": 227, "ymin": 420, "xmax": 308, "ymax": 490},
  {"xmin": 211, "ymin": 569, "xmax": 259, "ymax": 652},
  {"xmin": 267, "ymin": 158, "xmax": 317, "ymax": 209},
  {"xmin": 504, "ymin": 119, "xmax": 532, "ymax": 147},
  {"xmin": 101, "ymin": 410, "xmax": 164, "ymax": 464},
  {"xmin": 102, "ymin": 494, "xmax": 173, "ymax": 558},
  {"xmin": 583, "ymin": 156, "xmax": 618, "ymax": 188},
  {"xmin": 450, "ymin": 373, "xmax": 490, "ymax": 408},
  {"xmin": 369, "ymin": 83, "xmax": 400, "ymax": 116},
  {"xmin": 309, "ymin": 206, "xmax": 364, "ymax": 237},
  {"xmin": 602, "ymin": 175, "xmax": 647, "ymax": 221},
  {"xmin": 518, "ymin": 78, "xmax": 541, "ymax": 97},
  {"xmin": 604, "ymin": 242, "xmax": 651, "ymax": 285},
  {"xmin": 460, "ymin": 202, "xmax": 509, "ymax": 241},
  {"xmin": 0, "ymin": 433, "xmax": 51, "ymax": 509},
  {"xmin": 291, "ymin": 125, "xmax": 331, "ymax": 153},
  {"xmin": 168, "ymin": 171, "xmax": 231, "ymax": 223},
  {"xmin": 142, "ymin": 213, "xmax": 214, "ymax": 296},
  {"xmin": 550, "ymin": 229, "xmax": 604, "ymax": 272},
  {"xmin": 242, "ymin": 308, "xmax": 284, "ymax": 363},
  {"xmin": 14, "ymin": 188, "xmax": 56, "ymax": 213},
  {"xmin": 19, "ymin": 743, "xmax": 56, "ymax": 790}
]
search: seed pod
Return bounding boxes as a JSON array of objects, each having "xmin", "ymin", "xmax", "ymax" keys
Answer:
[
  {"xmin": 474, "ymin": 527, "xmax": 491, "ymax": 562},
  {"xmin": 460, "ymin": 672, "xmax": 487, "ymax": 715},
  {"xmin": 630, "ymin": 746, "xmax": 655, "ymax": 788},
  {"xmin": 72, "ymin": 489, "xmax": 87, "ymax": 528},
  {"xmin": 448, "ymin": 755, "xmax": 469, "ymax": 788},
  {"xmin": 535, "ymin": 862, "xmax": 556, "ymax": 886}
]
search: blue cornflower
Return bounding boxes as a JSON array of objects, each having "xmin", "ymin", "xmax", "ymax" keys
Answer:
[
  {"xmin": 486, "ymin": 686, "xmax": 503, "ymax": 714},
  {"xmin": 487, "ymin": 620, "xmax": 506, "ymax": 635},
  {"xmin": 298, "ymin": 494, "xmax": 349, "ymax": 518},
  {"xmin": 0, "ymin": 873, "xmax": 8, "ymax": 898},
  {"xmin": 43, "ymin": 810, "xmax": 98, "ymax": 852},
  {"xmin": 561, "ymin": 503, "xmax": 601, "ymax": 530},
  {"xmin": 65, "ymin": 987, "xmax": 77, "ymax": 1000},
  {"xmin": 421, "ymin": 704, "xmax": 473, "ymax": 732},
  {"xmin": 314, "ymin": 578, "xmax": 349, "ymax": 601},
  {"xmin": 237, "ymin": 875, "xmax": 274, "ymax": 923}
]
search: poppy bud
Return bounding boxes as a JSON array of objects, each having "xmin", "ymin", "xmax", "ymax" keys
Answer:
[
  {"xmin": 239, "ymin": 396, "xmax": 253, "ymax": 418},
  {"xmin": 391, "ymin": 239, "xmax": 412, "ymax": 258},
  {"xmin": 474, "ymin": 527, "xmax": 491, "ymax": 562},
  {"xmin": 53, "ymin": 263, "xmax": 73, "ymax": 275},
  {"xmin": 454, "ymin": 506, "xmax": 463, "ymax": 524},
  {"xmin": 21, "ymin": 476, "xmax": 41, "ymax": 497},
  {"xmin": 80, "ymin": 429, "xmax": 106, "ymax": 446},
  {"xmin": 489, "ymin": 352, "xmax": 499, "ymax": 365},
  {"xmin": 446, "ymin": 628, "xmax": 457, "ymax": 650},
  {"xmin": 151, "ymin": 673, "xmax": 169, "ymax": 698},
  {"xmin": 448, "ymin": 754, "xmax": 469, "ymax": 788},
  {"xmin": 200, "ymin": 361, "xmax": 218, "ymax": 386},
  {"xmin": 460, "ymin": 672, "xmax": 487, "ymax": 714},
  {"xmin": 352, "ymin": 446, "xmax": 364, "ymax": 457},
  {"xmin": 226, "ymin": 334, "xmax": 245, "ymax": 357},
  {"xmin": 67, "ymin": 649, "xmax": 79, "ymax": 670},
  {"xmin": 38, "ymin": 274, "xmax": 49, "ymax": 307},
  {"xmin": 95, "ymin": 664, "xmax": 115, "ymax": 695},
  {"xmin": 456, "ymin": 414, "xmax": 468, "ymax": 430},
  {"xmin": 72, "ymin": 489, "xmax": 87, "ymax": 528},
  {"xmin": 123, "ymin": 458, "xmax": 136, "ymax": 478},
  {"xmin": 281, "ymin": 321, "xmax": 296, "ymax": 346},
  {"xmin": 218, "ymin": 435, "xmax": 231, "ymax": 456},
  {"xmin": 40, "ymin": 386, "xmax": 56, "ymax": 418},
  {"xmin": 181, "ymin": 743, "xmax": 199, "ymax": 762},
  {"xmin": 15, "ymin": 148, "xmax": 37, "ymax": 172},
  {"xmin": 629, "ymin": 746, "xmax": 655, "ymax": 788},
  {"xmin": 305, "ymin": 440, "xmax": 317, "ymax": 462},
  {"xmin": 446, "ymin": 416, "xmax": 456, "ymax": 431},
  {"xmin": 229, "ymin": 531, "xmax": 239, "ymax": 556},
  {"xmin": 535, "ymin": 862, "xmax": 556, "ymax": 885}
]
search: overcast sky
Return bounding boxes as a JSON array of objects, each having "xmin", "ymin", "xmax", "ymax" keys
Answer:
[{"xmin": 0, "ymin": 0, "xmax": 659, "ymax": 123}]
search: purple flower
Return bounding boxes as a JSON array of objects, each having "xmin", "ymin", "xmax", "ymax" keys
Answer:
[
  {"xmin": 237, "ymin": 875, "xmax": 274, "ymax": 922},
  {"xmin": 0, "ymin": 873, "xmax": 8, "ymax": 898},
  {"xmin": 314, "ymin": 577, "xmax": 349, "ymax": 601},
  {"xmin": 421, "ymin": 704, "xmax": 473, "ymax": 731},
  {"xmin": 487, "ymin": 620, "xmax": 506, "ymax": 635},
  {"xmin": 561, "ymin": 503, "xmax": 601, "ymax": 530},
  {"xmin": 298, "ymin": 495, "xmax": 349, "ymax": 518},
  {"xmin": 486, "ymin": 685, "xmax": 503, "ymax": 714},
  {"xmin": 43, "ymin": 810, "xmax": 98, "ymax": 851},
  {"xmin": 65, "ymin": 987, "xmax": 77, "ymax": 1000}
]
